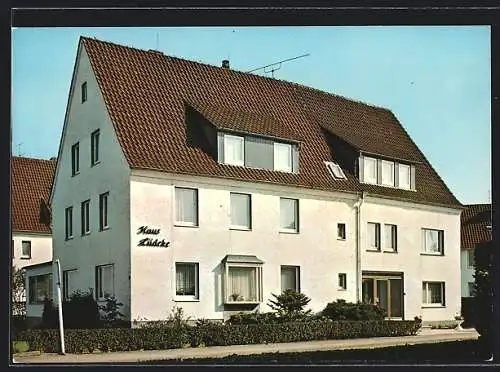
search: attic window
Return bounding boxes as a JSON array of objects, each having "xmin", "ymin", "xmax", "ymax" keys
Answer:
[
  {"xmin": 324, "ymin": 161, "xmax": 346, "ymax": 180},
  {"xmin": 81, "ymin": 82, "xmax": 87, "ymax": 103}
]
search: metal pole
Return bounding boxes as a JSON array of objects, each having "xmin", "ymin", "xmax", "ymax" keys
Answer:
[{"xmin": 55, "ymin": 259, "xmax": 65, "ymax": 355}]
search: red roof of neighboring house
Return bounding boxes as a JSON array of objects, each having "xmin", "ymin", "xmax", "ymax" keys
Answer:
[
  {"xmin": 11, "ymin": 156, "xmax": 56, "ymax": 234},
  {"xmin": 461, "ymin": 203, "xmax": 492, "ymax": 250},
  {"xmin": 80, "ymin": 37, "xmax": 461, "ymax": 208}
]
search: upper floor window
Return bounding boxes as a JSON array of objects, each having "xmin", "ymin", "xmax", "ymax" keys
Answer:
[
  {"xmin": 367, "ymin": 222, "xmax": 381, "ymax": 251},
  {"xmin": 230, "ymin": 192, "xmax": 251, "ymax": 230},
  {"xmin": 81, "ymin": 82, "xmax": 87, "ymax": 103},
  {"xmin": 91, "ymin": 129, "xmax": 100, "ymax": 166},
  {"xmin": 274, "ymin": 142, "xmax": 292, "ymax": 172},
  {"xmin": 65, "ymin": 206, "xmax": 73, "ymax": 240},
  {"xmin": 99, "ymin": 192, "xmax": 109, "ymax": 231},
  {"xmin": 384, "ymin": 224, "xmax": 397, "ymax": 252},
  {"xmin": 71, "ymin": 142, "xmax": 79, "ymax": 176},
  {"xmin": 224, "ymin": 134, "xmax": 244, "ymax": 166},
  {"xmin": 280, "ymin": 198, "xmax": 299, "ymax": 233},
  {"xmin": 21, "ymin": 240, "xmax": 31, "ymax": 259},
  {"xmin": 364, "ymin": 157, "xmax": 377, "ymax": 184},
  {"xmin": 361, "ymin": 155, "xmax": 414, "ymax": 190},
  {"xmin": 422, "ymin": 228, "xmax": 444, "ymax": 255},
  {"xmin": 381, "ymin": 160, "xmax": 395, "ymax": 187},
  {"xmin": 325, "ymin": 161, "xmax": 347, "ymax": 180},
  {"xmin": 175, "ymin": 187, "xmax": 198, "ymax": 227},
  {"xmin": 81, "ymin": 200, "xmax": 90, "ymax": 235},
  {"xmin": 398, "ymin": 163, "xmax": 411, "ymax": 190}
]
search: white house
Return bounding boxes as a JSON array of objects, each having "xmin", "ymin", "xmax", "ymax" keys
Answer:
[
  {"xmin": 460, "ymin": 204, "xmax": 491, "ymax": 298},
  {"xmin": 50, "ymin": 37, "xmax": 463, "ymax": 325},
  {"xmin": 11, "ymin": 156, "xmax": 55, "ymax": 320}
]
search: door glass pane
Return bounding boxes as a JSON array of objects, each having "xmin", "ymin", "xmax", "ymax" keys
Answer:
[
  {"xmin": 362, "ymin": 278, "xmax": 374, "ymax": 304},
  {"xmin": 390, "ymin": 279, "xmax": 403, "ymax": 317},
  {"xmin": 376, "ymin": 280, "xmax": 389, "ymax": 315}
]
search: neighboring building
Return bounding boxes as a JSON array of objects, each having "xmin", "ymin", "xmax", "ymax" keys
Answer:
[
  {"xmin": 11, "ymin": 156, "xmax": 55, "ymax": 319},
  {"xmin": 460, "ymin": 203, "xmax": 492, "ymax": 298},
  {"xmin": 50, "ymin": 37, "xmax": 463, "ymax": 325}
]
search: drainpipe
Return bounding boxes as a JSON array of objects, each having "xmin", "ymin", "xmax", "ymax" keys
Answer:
[{"xmin": 353, "ymin": 192, "xmax": 366, "ymax": 303}]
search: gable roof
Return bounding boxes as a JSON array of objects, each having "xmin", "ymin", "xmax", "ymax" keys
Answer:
[
  {"xmin": 81, "ymin": 36, "xmax": 461, "ymax": 208},
  {"xmin": 461, "ymin": 203, "xmax": 492, "ymax": 250},
  {"xmin": 11, "ymin": 156, "xmax": 56, "ymax": 234}
]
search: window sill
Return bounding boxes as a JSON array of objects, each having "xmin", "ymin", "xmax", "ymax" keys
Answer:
[
  {"xmin": 420, "ymin": 253, "xmax": 444, "ymax": 257},
  {"xmin": 174, "ymin": 223, "xmax": 199, "ymax": 228},
  {"xmin": 71, "ymin": 172, "xmax": 80, "ymax": 177},
  {"xmin": 91, "ymin": 161, "xmax": 101, "ymax": 167},
  {"xmin": 366, "ymin": 249, "xmax": 381, "ymax": 252},
  {"xmin": 81, "ymin": 232, "xmax": 91, "ymax": 237},
  {"xmin": 230, "ymin": 226, "xmax": 252, "ymax": 232},
  {"xmin": 174, "ymin": 297, "xmax": 200, "ymax": 302},
  {"xmin": 20, "ymin": 256, "xmax": 31, "ymax": 260},
  {"xmin": 383, "ymin": 250, "xmax": 398, "ymax": 254},
  {"xmin": 337, "ymin": 237, "xmax": 346, "ymax": 241},
  {"xmin": 99, "ymin": 226, "xmax": 110, "ymax": 232},
  {"xmin": 224, "ymin": 301, "xmax": 261, "ymax": 305},
  {"xmin": 421, "ymin": 305, "xmax": 446, "ymax": 309},
  {"xmin": 360, "ymin": 180, "xmax": 416, "ymax": 192},
  {"xmin": 279, "ymin": 229, "xmax": 299, "ymax": 234},
  {"xmin": 65, "ymin": 236, "xmax": 74, "ymax": 241},
  {"xmin": 338, "ymin": 288, "xmax": 347, "ymax": 291}
]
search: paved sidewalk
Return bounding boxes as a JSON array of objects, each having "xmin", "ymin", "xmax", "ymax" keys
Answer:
[{"xmin": 12, "ymin": 328, "xmax": 479, "ymax": 364}]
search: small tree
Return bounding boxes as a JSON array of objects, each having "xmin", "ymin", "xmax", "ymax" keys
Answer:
[
  {"xmin": 11, "ymin": 266, "xmax": 26, "ymax": 317},
  {"xmin": 99, "ymin": 294, "xmax": 125, "ymax": 327},
  {"xmin": 267, "ymin": 289, "xmax": 312, "ymax": 321}
]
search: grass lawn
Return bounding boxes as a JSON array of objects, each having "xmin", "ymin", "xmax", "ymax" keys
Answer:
[{"xmin": 145, "ymin": 340, "xmax": 488, "ymax": 364}]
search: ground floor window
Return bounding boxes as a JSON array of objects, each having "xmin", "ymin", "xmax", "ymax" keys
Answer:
[
  {"xmin": 422, "ymin": 281, "xmax": 445, "ymax": 306},
  {"xmin": 281, "ymin": 266, "xmax": 300, "ymax": 292},
  {"xmin": 362, "ymin": 272, "xmax": 403, "ymax": 318},
  {"xmin": 95, "ymin": 264, "xmax": 114, "ymax": 300},
  {"xmin": 222, "ymin": 255, "xmax": 263, "ymax": 304},
  {"xmin": 175, "ymin": 262, "xmax": 199, "ymax": 299},
  {"xmin": 63, "ymin": 269, "xmax": 78, "ymax": 300},
  {"xmin": 28, "ymin": 274, "xmax": 52, "ymax": 304}
]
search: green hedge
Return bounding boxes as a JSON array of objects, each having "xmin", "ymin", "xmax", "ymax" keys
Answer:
[{"xmin": 18, "ymin": 320, "xmax": 420, "ymax": 354}]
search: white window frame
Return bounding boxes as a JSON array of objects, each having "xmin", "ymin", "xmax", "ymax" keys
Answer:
[
  {"xmin": 422, "ymin": 281, "xmax": 445, "ymax": 307},
  {"xmin": 337, "ymin": 223, "xmax": 346, "ymax": 240},
  {"xmin": 421, "ymin": 228, "xmax": 444, "ymax": 255},
  {"xmin": 338, "ymin": 273, "xmax": 347, "ymax": 290},
  {"xmin": 367, "ymin": 222, "xmax": 381, "ymax": 250},
  {"xmin": 398, "ymin": 163, "xmax": 411, "ymax": 190},
  {"xmin": 223, "ymin": 134, "xmax": 245, "ymax": 166},
  {"xmin": 467, "ymin": 250, "xmax": 475, "ymax": 269},
  {"xmin": 174, "ymin": 187, "xmax": 199, "ymax": 227},
  {"xmin": 325, "ymin": 161, "xmax": 347, "ymax": 180},
  {"xmin": 63, "ymin": 269, "xmax": 78, "ymax": 301},
  {"xmin": 230, "ymin": 192, "xmax": 252, "ymax": 230},
  {"xmin": 99, "ymin": 192, "xmax": 109, "ymax": 231},
  {"xmin": 21, "ymin": 240, "xmax": 31, "ymax": 259},
  {"xmin": 384, "ymin": 224, "xmax": 397, "ymax": 252},
  {"xmin": 95, "ymin": 264, "xmax": 114, "ymax": 301},
  {"xmin": 71, "ymin": 142, "xmax": 79, "ymax": 176},
  {"xmin": 381, "ymin": 160, "xmax": 395, "ymax": 186},
  {"xmin": 224, "ymin": 263, "xmax": 263, "ymax": 304},
  {"xmin": 363, "ymin": 156, "xmax": 378, "ymax": 184},
  {"xmin": 81, "ymin": 199, "xmax": 90, "ymax": 235},
  {"xmin": 274, "ymin": 142, "xmax": 293, "ymax": 172},
  {"xmin": 65, "ymin": 206, "xmax": 73, "ymax": 240},
  {"xmin": 280, "ymin": 265, "xmax": 300, "ymax": 292},
  {"xmin": 28, "ymin": 274, "xmax": 53, "ymax": 304},
  {"xmin": 175, "ymin": 262, "xmax": 199, "ymax": 301},
  {"xmin": 91, "ymin": 129, "xmax": 100, "ymax": 166},
  {"xmin": 280, "ymin": 197, "xmax": 299, "ymax": 233}
]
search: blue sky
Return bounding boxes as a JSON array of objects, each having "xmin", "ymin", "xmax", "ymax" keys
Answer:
[{"xmin": 11, "ymin": 26, "xmax": 491, "ymax": 204}]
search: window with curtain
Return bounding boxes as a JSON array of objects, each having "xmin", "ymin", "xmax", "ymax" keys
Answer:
[
  {"xmin": 422, "ymin": 228, "xmax": 444, "ymax": 255},
  {"xmin": 280, "ymin": 198, "xmax": 298, "ymax": 232},
  {"xmin": 367, "ymin": 222, "xmax": 381, "ymax": 250},
  {"xmin": 224, "ymin": 134, "xmax": 245, "ymax": 166},
  {"xmin": 364, "ymin": 157, "xmax": 377, "ymax": 184},
  {"xmin": 29, "ymin": 274, "xmax": 52, "ymax": 304},
  {"xmin": 230, "ymin": 192, "xmax": 251, "ymax": 229},
  {"xmin": 384, "ymin": 224, "xmax": 397, "ymax": 251},
  {"xmin": 96, "ymin": 264, "xmax": 114, "ymax": 300},
  {"xmin": 338, "ymin": 273, "xmax": 347, "ymax": 290},
  {"xmin": 281, "ymin": 266, "xmax": 300, "ymax": 292},
  {"xmin": 381, "ymin": 160, "xmax": 395, "ymax": 186},
  {"xmin": 274, "ymin": 142, "xmax": 292, "ymax": 172},
  {"xmin": 175, "ymin": 187, "xmax": 198, "ymax": 226},
  {"xmin": 227, "ymin": 266, "xmax": 258, "ymax": 302},
  {"xmin": 21, "ymin": 241, "xmax": 31, "ymax": 258},
  {"xmin": 398, "ymin": 163, "xmax": 411, "ymax": 189},
  {"xmin": 175, "ymin": 263, "xmax": 198, "ymax": 298},
  {"xmin": 63, "ymin": 269, "xmax": 77, "ymax": 300},
  {"xmin": 422, "ymin": 281, "xmax": 445, "ymax": 305}
]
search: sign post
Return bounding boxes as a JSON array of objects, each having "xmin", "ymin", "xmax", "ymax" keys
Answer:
[{"xmin": 55, "ymin": 259, "xmax": 65, "ymax": 355}]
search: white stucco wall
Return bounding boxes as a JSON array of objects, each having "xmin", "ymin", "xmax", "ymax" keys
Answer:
[
  {"xmin": 12, "ymin": 232, "xmax": 52, "ymax": 269},
  {"xmin": 51, "ymin": 44, "xmax": 131, "ymax": 317},
  {"xmin": 361, "ymin": 197, "xmax": 461, "ymax": 321},
  {"xmin": 461, "ymin": 249, "xmax": 475, "ymax": 297},
  {"xmin": 129, "ymin": 171, "xmax": 359, "ymax": 322}
]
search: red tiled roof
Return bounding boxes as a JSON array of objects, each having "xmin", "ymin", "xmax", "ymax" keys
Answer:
[
  {"xmin": 11, "ymin": 156, "xmax": 55, "ymax": 234},
  {"xmin": 461, "ymin": 204, "xmax": 492, "ymax": 250},
  {"xmin": 82, "ymin": 37, "xmax": 461, "ymax": 208}
]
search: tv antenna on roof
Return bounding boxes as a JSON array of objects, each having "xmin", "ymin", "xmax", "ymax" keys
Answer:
[
  {"xmin": 16, "ymin": 142, "xmax": 24, "ymax": 156},
  {"xmin": 247, "ymin": 53, "xmax": 310, "ymax": 78}
]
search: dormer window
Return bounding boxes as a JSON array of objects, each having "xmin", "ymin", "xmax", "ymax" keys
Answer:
[
  {"xmin": 325, "ymin": 161, "xmax": 346, "ymax": 180},
  {"xmin": 223, "ymin": 134, "xmax": 244, "ymax": 166},
  {"xmin": 274, "ymin": 143, "xmax": 292, "ymax": 172},
  {"xmin": 360, "ymin": 155, "xmax": 415, "ymax": 191}
]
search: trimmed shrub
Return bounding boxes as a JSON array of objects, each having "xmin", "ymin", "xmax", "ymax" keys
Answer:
[
  {"xmin": 226, "ymin": 312, "xmax": 279, "ymax": 325},
  {"xmin": 268, "ymin": 290, "xmax": 312, "ymax": 321},
  {"xmin": 63, "ymin": 290, "xmax": 101, "ymax": 329},
  {"xmin": 41, "ymin": 298, "xmax": 58, "ymax": 329},
  {"xmin": 18, "ymin": 320, "xmax": 420, "ymax": 354},
  {"xmin": 321, "ymin": 299, "xmax": 386, "ymax": 321}
]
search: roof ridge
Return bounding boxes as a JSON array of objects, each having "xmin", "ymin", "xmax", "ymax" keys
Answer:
[
  {"xmin": 82, "ymin": 36, "xmax": 392, "ymax": 113},
  {"xmin": 12, "ymin": 155, "xmax": 56, "ymax": 163}
]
